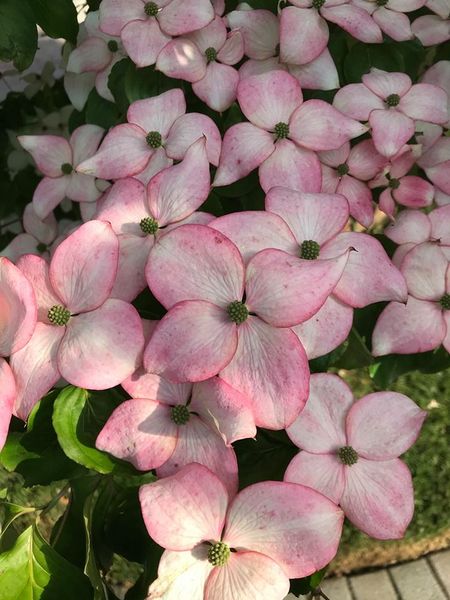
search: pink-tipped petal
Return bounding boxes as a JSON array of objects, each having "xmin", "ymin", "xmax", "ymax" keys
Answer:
[
  {"xmin": 341, "ymin": 458, "xmax": 414, "ymax": 540},
  {"xmin": 64, "ymin": 71, "xmax": 96, "ymax": 112},
  {"xmin": 337, "ymin": 176, "xmax": 374, "ymax": 228},
  {"xmin": 0, "ymin": 358, "xmax": 16, "ymax": 449},
  {"xmin": 164, "ymin": 113, "xmax": 221, "ymax": 166},
  {"xmin": 430, "ymin": 205, "xmax": 450, "ymax": 244},
  {"xmin": 121, "ymin": 18, "xmax": 171, "ymax": 68},
  {"xmin": 210, "ymin": 211, "xmax": 298, "ymax": 265},
  {"xmin": 372, "ymin": 297, "xmax": 446, "ymax": 356},
  {"xmin": 286, "ymin": 372, "xmax": 353, "ymax": 452},
  {"xmin": 148, "ymin": 138, "xmax": 209, "ymax": 226},
  {"xmin": 15, "ymin": 254, "xmax": 60, "ymax": 322},
  {"xmin": 399, "ymin": 83, "xmax": 448, "ymax": 124},
  {"xmin": 221, "ymin": 317, "xmax": 309, "ymax": 430},
  {"xmin": 50, "ymin": 220, "xmax": 119, "ymax": 314},
  {"xmin": 0, "ymin": 257, "xmax": 37, "ymax": 356},
  {"xmin": 237, "ymin": 71, "xmax": 303, "ymax": 131},
  {"xmin": 369, "ymin": 109, "xmax": 415, "ymax": 158},
  {"xmin": 65, "ymin": 172, "xmax": 102, "ymax": 203},
  {"xmin": 110, "ymin": 234, "xmax": 152, "ymax": 302},
  {"xmin": 148, "ymin": 549, "xmax": 212, "ymax": 600},
  {"xmin": 96, "ymin": 177, "xmax": 148, "ymax": 236},
  {"xmin": 123, "ymin": 367, "xmax": 192, "ymax": 404},
  {"xmin": 157, "ymin": 39, "xmax": 207, "ymax": 82},
  {"xmin": 139, "ymin": 463, "xmax": 228, "ymax": 551},
  {"xmin": 372, "ymin": 7, "xmax": 413, "ymax": 41},
  {"xmin": 192, "ymin": 62, "xmax": 239, "ymax": 112},
  {"xmin": 394, "ymin": 176, "xmax": 434, "ymax": 209},
  {"xmin": 76, "ymin": 124, "xmax": 150, "ymax": 179},
  {"xmin": 157, "ymin": 415, "xmax": 238, "ymax": 497},
  {"xmin": 321, "ymin": 4, "xmax": 383, "ymax": 43},
  {"xmin": 384, "ymin": 210, "xmax": 431, "ymax": 245},
  {"xmin": 321, "ymin": 232, "xmax": 408, "ymax": 307},
  {"xmin": 70, "ymin": 124, "xmax": 105, "ymax": 167},
  {"xmin": 158, "ymin": 0, "xmax": 215, "ymax": 36},
  {"xmin": 259, "ymin": 139, "xmax": 322, "ymax": 194},
  {"xmin": 362, "ymin": 69, "xmax": 412, "ymax": 99},
  {"xmin": 411, "ymin": 15, "xmax": 450, "ymax": 46},
  {"xmin": 290, "ymin": 100, "xmax": 368, "ymax": 151},
  {"xmin": 17, "ymin": 135, "xmax": 72, "ymax": 177},
  {"xmin": 284, "ymin": 451, "xmax": 346, "ymax": 504},
  {"xmin": 212, "ymin": 123, "xmax": 274, "ymax": 187},
  {"xmin": 22, "ymin": 203, "xmax": 57, "ymax": 245},
  {"xmin": 246, "ymin": 248, "xmax": 350, "ymax": 327},
  {"xmin": 143, "ymin": 300, "xmax": 238, "ymax": 383},
  {"xmin": 128, "ymin": 89, "xmax": 186, "ymax": 135},
  {"xmin": 401, "ymin": 242, "xmax": 447, "ymax": 301},
  {"xmin": 226, "ymin": 9, "xmax": 279, "ymax": 60},
  {"xmin": 293, "ymin": 295, "xmax": 354, "ymax": 360},
  {"xmin": 347, "ymin": 139, "xmax": 387, "ymax": 180},
  {"xmin": 146, "ymin": 224, "xmax": 244, "ymax": 308},
  {"xmin": 96, "ymin": 399, "xmax": 177, "ymax": 470},
  {"xmin": 333, "ymin": 84, "xmax": 384, "ymax": 121},
  {"xmin": 58, "ymin": 299, "xmax": 144, "ymax": 389},
  {"xmin": 67, "ymin": 38, "xmax": 111, "ymax": 73},
  {"xmin": 223, "ymin": 480, "xmax": 344, "ymax": 578},
  {"xmin": 288, "ymin": 48, "xmax": 340, "ymax": 91},
  {"xmin": 279, "ymin": 7, "xmax": 329, "ymax": 65},
  {"xmin": 266, "ymin": 187, "xmax": 349, "ymax": 245},
  {"xmin": 99, "ymin": 0, "xmax": 145, "ymax": 35},
  {"xmin": 217, "ymin": 30, "xmax": 244, "ymax": 65},
  {"xmin": 205, "ymin": 551, "xmax": 290, "ymax": 600},
  {"xmin": 10, "ymin": 323, "xmax": 63, "ymax": 420},
  {"xmin": 190, "ymin": 377, "xmax": 256, "ymax": 445},
  {"xmin": 347, "ymin": 392, "xmax": 427, "ymax": 460},
  {"xmin": 32, "ymin": 176, "xmax": 69, "ymax": 220}
]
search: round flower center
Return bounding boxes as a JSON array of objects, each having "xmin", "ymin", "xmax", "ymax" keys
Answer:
[
  {"xmin": 140, "ymin": 217, "xmax": 159, "ymax": 235},
  {"xmin": 312, "ymin": 0, "xmax": 326, "ymax": 8},
  {"xmin": 205, "ymin": 47, "xmax": 217, "ymax": 62},
  {"xmin": 146, "ymin": 131, "xmax": 162, "ymax": 148},
  {"xmin": 385, "ymin": 93, "xmax": 400, "ymax": 107},
  {"xmin": 440, "ymin": 294, "xmax": 450, "ymax": 310},
  {"xmin": 170, "ymin": 405, "xmax": 190, "ymax": 425},
  {"xmin": 337, "ymin": 163, "xmax": 349, "ymax": 176},
  {"xmin": 61, "ymin": 163, "xmax": 73, "ymax": 175},
  {"xmin": 107, "ymin": 40, "xmax": 119, "ymax": 52},
  {"xmin": 227, "ymin": 301, "xmax": 249, "ymax": 324},
  {"xmin": 208, "ymin": 541, "xmax": 230, "ymax": 566},
  {"xmin": 300, "ymin": 240, "xmax": 320, "ymax": 260},
  {"xmin": 144, "ymin": 1, "xmax": 159, "ymax": 16},
  {"xmin": 37, "ymin": 242, "xmax": 47, "ymax": 253},
  {"xmin": 338, "ymin": 446, "xmax": 359, "ymax": 466},
  {"xmin": 274, "ymin": 122, "xmax": 289, "ymax": 140},
  {"xmin": 48, "ymin": 305, "xmax": 71, "ymax": 326},
  {"xmin": 388, "ymin": 177, "xmax": 400, "ymax": 190}
]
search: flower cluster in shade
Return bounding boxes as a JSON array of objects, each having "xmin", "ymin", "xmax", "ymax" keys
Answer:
[{"xmin": 1, "ymin": 2, "xmax": 450, "ymax": 596}]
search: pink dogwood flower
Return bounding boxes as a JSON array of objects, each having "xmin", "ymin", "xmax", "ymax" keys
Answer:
[
  {"xmin": 95, "ymin": 138, "xmax": 212, "ymax": 302},
  {"xmin": 0, "ymin": 358, "xmax": 16, "ymax": 451},
  {"xmin": 10, "ymin": 221, "xmax": 144, "ymax": 420},
  {"xmin": 353, "ymin": 0, "xmax": 426, "ymax": 41},
  {"xmin": 77, "ymin": 89, "xmax": 221, "ymax": 180},
  {"xmin": 157, "ymin": 17, "xmax": 244, "ymax": 111},
  {"xmin": 213, "ymin": 70, "xmax": 367, "ymax": 192},
  {"xmin": 18, "ymin": 125, "xmax": 105, "ymax": 219},
  {"xmin": 372, "ymin": 242, "xmax": 450, "ymax": 355},
  {"xmin": 334, "ymin": 68, "xmax": 448, "ymax": 157},
  {"xmin": 369, "ymin": 144, "xmax": 434, "ymax": 217},
  {"xmin": 411, "ymin": 1, "xmax": 450, "ymax": 46},
  {"xmin": 211, "ymin": 189, "xmax": 407, "ymax": 359},
  {"xmin": 144, "ymin": 223, "xmax": 352, "ymax": 429},
  {"xmin": 279, "ymin": 0, "xmax": 382, "ymax": 66},
  {"xmin": 140, "ymin": 463, "xmax": 344, "ymax": 599},
  {"xmin": 285, "ymin": 373, "xmax": 426, "ymax": 539},
  {"xmin": 417, "ymin": 136, "xmax": 450, "ymax": 205},
  {"xmin": 0, "ymin": 257, "xmax": 37, "ymax": 357},
  {"xmin": 99, "ymin": 0, "xmax": 215, "ymax": 68},
  {"xmin": 319, "ymin": 139, "xmax": 387, "ymax": 227},
  {"xmin": 97, "ymin": 352, "xmax": 251, "ymax": 495}
]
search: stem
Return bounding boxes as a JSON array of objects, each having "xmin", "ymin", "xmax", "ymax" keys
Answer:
[{"xmin": 38, "ymin": 483, "xmax": 70, "ymax": 515}]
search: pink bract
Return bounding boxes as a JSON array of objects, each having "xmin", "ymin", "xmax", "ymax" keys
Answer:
[
  {"xmin": 285, "ymin": 373, "xmax": 426, "ymax": 539},
  {"xmin": 140, "ymin": 463, "xmax": 344, "ymax": 599},
  {"xmin": 0, "ymin": 358, "xmax": 16, "ymax": 451}
]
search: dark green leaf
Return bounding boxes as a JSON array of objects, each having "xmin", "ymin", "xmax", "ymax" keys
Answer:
[
  {"xmin": 333, "ymin": 328, "xmax": 374, "ymax": 370},
  {"xmin": 369, "ymin": 354, "xmax": 420, "ymax": 388},
  {"xmin": 344, "ymin": 42, "xmax": 404, "ymax": 84},
  {"xmin": 0, "ymin": 0, "xmax": 38, "ymax": 70},
  {"xmin": 0, "ymin": 502, "xmax": 36, "ymax": 539},
  {"xmin": 83, "ymin": 486, "xmax": 110, "ymax": 600},
  {"xmin": 0, "ymin": 525, "xmax": 93, "ymax": 599},
  {"xmin": 86, "ymin": 89, "xmax": 121, "ymax": 129},
  {"xmin": 30, "ymin": 0, "xmax": 78, "ymax": 44}
]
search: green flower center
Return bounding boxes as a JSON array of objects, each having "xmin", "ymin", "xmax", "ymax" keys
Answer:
[
  {"xmin": 338, "ymin": 446, "xmax": 359, "ymax": 466},
  {"xmin": 48, "ymin": 305, "xmax": 71, "ymax": 326},
  {"xmin": 385, "ymin": 93, "xmax": 400, "ymax": 107},
  {"xmin": 146, "ymin": 131, "xmax": 162, "ymax": 148},
  {"xmin": 208, "ymin": 541, "xmax": 230, "ymax": 566},
  {"xmin": 227, "ymin": 301, "xmax": 249, "ymax": 324},
  {"xmin": 140, "ymin": 217, "xmax": 159, "ymax": 235},
  {"xmin": 61, "ymin": 163, "xmax": 73, "ymax": 175},
  {"xmin": 144, "ymin": 2, "xmax": 159, "ymax": 16},
  {"xmin": 337, "ymin": 163, "xmax": 349, "ymax": 176},
  {"xmin": 107, "ymin": 40, "xmax": 119, "ymax": 52},
  {"xmin": 388, "ymin": 177, "xmax": 400, "ymax": 190},
  {"xmin": 37, "ymin": 242, "xmax": 47, "ymax": 253},
  {"xmin": 205, "ymin": 47, "xmax": 217, "ymax": 62},
  {"xmin": 274, "ymin": 121, "xmax": 289, "ymax": 140},
  {"xmin": 300, "ymin": 240, "xmax": 320, "ymax": 260},
  {"xmin": 440, "ymin": 294, "xmax": 450, "ymax": 310},
  {"xmin": 312, "ymin": 0, "xmax": 326, "ymax": 8},
  {"xmin": 170, "ymin": 404, "xmax": 190, "ymax": 425}
]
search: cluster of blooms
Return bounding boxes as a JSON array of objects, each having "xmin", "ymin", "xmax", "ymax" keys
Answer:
[{"xmin": 1, "ymin": 0, "xmax": 449, "ymax": 597}]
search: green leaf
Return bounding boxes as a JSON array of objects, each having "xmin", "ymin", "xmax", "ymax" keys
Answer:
[
  {"xmin": 0, "ymin": 525, "xmax": 93, "ymax": 600},
  {"xmin": 369, "ymin": 354, "xmax": 420, "ymax": 388},
  {"xmin": 333, "ymin": 328, "xmax": 374, "ymax": 370},
  {"xmin": 85, "ymin": 89, "xmax": 121, "ymax": 130},
  {"xmin": 0, "ymin": 502, "xmax": 36, "ymax": 539},
  {"xmin": 0, "ymin": 0, "xmax": 38, "ymax": 70},
  {"xmin": 52, "ymin": 387, "xmax": 122, "ymax": 474},
  {"xmin": 344, "ymin": 42, "xmax": 404, "ymax": 84},
  {"xmin": 83, "ymin": 487, "xmax": 109, "ymax": 600},
  {"xmin": 30, "ymin": 0, "xmax": 78, "ymax": 44}
]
